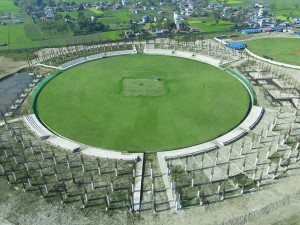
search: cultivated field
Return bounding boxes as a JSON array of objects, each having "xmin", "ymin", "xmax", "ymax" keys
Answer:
[
  {"xmin": 36, "ymin": 55, "xmax": 250, "ymax": 152},
  {"xmin": 188, "ymin": 20, "xmax": 234, "ymax": 32},
  {"xmin": 246, "ymin": 37, "xmax": 300, "ymax": 66}
]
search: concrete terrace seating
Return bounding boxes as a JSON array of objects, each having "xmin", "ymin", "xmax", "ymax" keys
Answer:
[
  {"xmin": 161, "ymin": 141, "xmax": 218, "ymax": 160},
  {"xmin": 86, "ymin": 53, "xmax": 105, "ymax": 61},
  {"xmin": 239, "ymin": 106, "xmax": 264, "ymax": 130},
  {"xmin": 81, "ymin": 147, "xmax": 141, "ymax": 161},
  {"xmin": 23, "ymin": 114, "xmax": 52, "ymax": 139},
  {"xmin": 59, "ymin": 57, "xmax": 86, "ymax": 70},
  {"xmin": 104, "ymin": 49, "xmax": 137, "ymax": 57},
  {"xmin": 143, "ymin": 48, "xmax": 221, "ymax": 67},
  {"xmin": 24, "ymin": 115, "xmax": 80, "ymax": 152},
  {"xmin": 59, "ymin": 50, "xmax": 137, "ymax": 70},
  {"xmin": 47, "ymin": 136, "xmax": 80, "ymax": 153},
  {"xmin": 216, "ymin": 127, "xmax": 246, "ymax": 146}
]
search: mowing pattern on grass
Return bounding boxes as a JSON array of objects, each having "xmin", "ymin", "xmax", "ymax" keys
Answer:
[
  {"xmin": 36, "ymin": 55, "xmax": 250, "ymax": 152},
  {"xmin": 246, "ymin": 37, "xmax": 300, "ymax": 66},
  {"xmin": 122, "ymin": 77, "xmax": 167, "ymax": 96}
]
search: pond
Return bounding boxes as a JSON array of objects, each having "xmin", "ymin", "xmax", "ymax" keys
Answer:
[{"xmin": 0, "ymin": 72, "xmax": 32, "ymax": 114}]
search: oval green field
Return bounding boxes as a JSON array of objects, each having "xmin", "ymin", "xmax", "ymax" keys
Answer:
[
  {"xmin": 36, "ymin": 55, "xmax": 250, "ymax": 152},
  {"xmin": 247, "ymin": 37, "xmax": 300, "ymax": 66}
]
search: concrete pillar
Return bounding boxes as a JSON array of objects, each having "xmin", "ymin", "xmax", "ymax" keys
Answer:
[
  {"xmin": 242, "ymin": 159, "xmax": 246, "ymax": 172},
  {"xmin": 91, "ymin": 176, "xmax": 95, "ymax": 190},
  {"xmin": 227, "ymin": 163, "xmax": 230, "ymax": 178},
  {"xmin": 285, "ymin": 158, "xmax": 290, "ymax": 171},
  {"xmin": 54, "ymin": 167, "xmax": 59, "ymax": 181},
  {"xmin": 38, "ymin": 185, "xmax": 44, "ymax": 198},
  {"xmin": 66, "ymin": 154, "xmax": 70, "ymax": 169},
  {"xmin": 221, "ymin": 186, "xmax": 225, "ymax": 201},
  {"xmin": 110, "ymin": 180, "xmax": 114, "ymax": 192},
  {"xmin": 215, "ymin": 151, "xmax": 219, "ymax": 166},
  {"xmin": 97, "ymin": 158, "xmax": 101, "ymax": 175},
  {"xmin": 201, "ymin": 154, "xmax": 204, "ymax": 169},
  {"xmin": 81, "ymin": 155, "xmax": 85, "ymax": 172},
  {"xmin": 255, "ymin": 152, "xmax": 259, "ymax": 166},
  {"xmin": 252, "ymin": 167, "xmax": 257, "ymax": 180},
  {"xmin": 240, "ymin": 140, "xmax": 245, "ymax": 155},
  {"xmin": 217, "ymin": 182, "xmax": 221, "ymax": 194},
  {"xmin": 266, "ymin": 145, "xmax": 271, "ymax": 159},
  {"xmin": 210, "ymin": 167, "xmax": 214, "ymax": 183},
  {"xmin": 150, "ymin": 161, "xmax": 153, "ymax": 178},
  {"xmin": 80, "ymin": 195, "xmax": 85, "ymax": 209},
  {"xmin": 115, "ymin": 161, "xmax": 118, "ymax": 176},
  {"xmin": 266, "ymin": 161, "xmax": 272, "ymax": 174},
  {"xmin": 273, "ymin": 163, "xmax": 279, "ymax": 179},
  {"xmin": 52, "ymin": 150, "xmax": 57, "ymax": 166}
]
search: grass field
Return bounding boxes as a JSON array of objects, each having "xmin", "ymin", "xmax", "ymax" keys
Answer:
[
  {"xmin": 58, "ymin": 11, "xmax": 79, "ymax": 19},
  {"xmin": 99, "ymin": 9, "xmax": 135, "ymax": 25},
  {"xmin": 188, "ymin": 20, "xmax": 234, "ymax": 32},
  {"xmin": 36, "ymin": 55, "xmax": 250, "ymax": 152},
  {"xmin": 247, "ymin": 38, "xmax": 300, "ymax": 66},
  {"xmin": 0, "ymin": 0, "xmax": 19, "ymax": 13},
  {"xmin": 270, "ymin": 9, "xmax": 300, "ymax": 21}
]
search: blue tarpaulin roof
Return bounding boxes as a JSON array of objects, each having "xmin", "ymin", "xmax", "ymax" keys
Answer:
[
  {"xmin": 215, "ymin": 35, "xmax": 227, "ymax": 39},
  {"xmin": 225, "ymin": 42, "xmax": 246, "ymax": 50},
  {"xmin": 241, "ymin": 28, "xmax": 261, "ymax": 34}
]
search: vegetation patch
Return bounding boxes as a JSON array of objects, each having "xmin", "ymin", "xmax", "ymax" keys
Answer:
[{"xmin": 24, "ymin": 24, "xmax": 42, "ymax": 41}]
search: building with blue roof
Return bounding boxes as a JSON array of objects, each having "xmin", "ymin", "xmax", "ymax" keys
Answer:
[
  {"xmin": 225, "ymin": 42, "xmax": 246, "ymax": 50},
  {"xmin": 241, "ymin": 28, "xmax": 261, "ymax": 34}
]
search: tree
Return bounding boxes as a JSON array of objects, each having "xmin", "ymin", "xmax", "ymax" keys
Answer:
[
  {"xmin": 270, "ymin": 3, "xmax": 276, "ymax": 9},
  {"xmin": 164, "ymin": 19, "xmax": 176, "ymax": 31},
  {"xmin": 213, "ymin": 11, "xmax": 221, "ymax": 24},
  {"xmin": 64, "ymin": 14, "xmax": 71, "ymax": 21},
  {"xmin": 78, "ymin": 3, "xmax": 84, "ymax": 11}
]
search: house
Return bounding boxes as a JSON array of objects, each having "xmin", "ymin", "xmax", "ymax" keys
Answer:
[
  {"xmin": 241, "ymin": 28, "xmax": 261, "ymax": 34},
  {"xmin": 12, "ymin": 20, "xmax": 21, "ymax": 24},
  {"xmin": 261, "ymin": 27, "xmax": 273, "ymax": 32},
  {"xmin": 44, "ymin": 7, "xmax": 55, "ymax": 19},
  {"xmin": 154, "ymin": 29, "xmax": 169, "ymax": 36},
  {"xmin": 174, "ymin": 12, "xmax": 184, "ymax": 30},
  {"xmin": 132, "ymin": 8, "xmax": 142, "ymax": 14},
  {"xmin": 142, "ymin": 15, "xmax": 151, "ymax": 23},
  {"xmin": 258, "ymin": 8, "xmax": 268, "ymax": 17},
  {"xmin": 1, "ymin": 16, "xmax": 9, "ymax": 20},
  {"xmin": 293, "ymin": 18, "xmax": 300, "ymax": 24},
  {"xmin": 31, "ymin": 11, "xmax": 43, "ymax": 19}
]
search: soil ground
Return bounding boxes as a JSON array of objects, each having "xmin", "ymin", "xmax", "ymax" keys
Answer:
[
  {"xmin": 0, "ymin": 56, "xmax": 28, "ymax": 80},
  {"xmin": 1, "ymin": 166, "xmax": 300, "ymax": 225}
]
